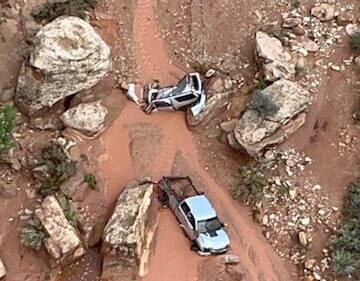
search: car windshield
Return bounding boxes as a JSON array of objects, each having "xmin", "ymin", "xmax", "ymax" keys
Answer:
[
  {"xmin": 197, "ymin": 217, "xmax": 222, "ymax": 233},
  {"xmin": 176, "ymin": 75, "xmax": 189, "ymax": 93}
]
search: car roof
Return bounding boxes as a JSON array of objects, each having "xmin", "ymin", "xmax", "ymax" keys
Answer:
[{"xmin": 185, "ymin": 195, "xmax": 217, "ymax": 221}]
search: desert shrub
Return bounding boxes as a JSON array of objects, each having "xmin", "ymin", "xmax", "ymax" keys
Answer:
[
  {"xmin": 254, "ymin": 79, "xmax": 269, "ymax": 91},
  {"xmin": 20, "ymin": 216, "xmax": 45, "ymax": 251},
  {"xmin": 249, "ymin": 90, "xmax": 279, "ymax": 117},
  {"xmin": 231, "ymin": 164, "xmax": 266, "ymax": 204},
  {"xmin": 330, "ymin": 180, "xmax": 360, "ymax": 276},
  {"xmin": 84, "ymin": 173, "xmax": 97, "ymax": 189},
  {"xmin": 57, "ymin": 195, "xmax": 78, "ymax": 228},
  {"xmin": 352, "ymin": 33, "xmax": 360, "ymax": 51},
  {"xmin": 31, "ymin": 0, "xmax": 99, "ymax": 24},
  {"xmin": 39, "ymin": 143, "xmax": 77, "ymax": 196},
  {"xmin": 0, "ymin": 105, "xmax": 15, "ymax": 155},
  {"xmin": 290, "ymin": 0, "xmax": 300, "ymax": 9}
]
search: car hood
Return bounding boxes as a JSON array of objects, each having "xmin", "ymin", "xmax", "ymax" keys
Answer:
[{"xmin": 198, "ymin": 229, "xmax": 230, "ymax": 251}]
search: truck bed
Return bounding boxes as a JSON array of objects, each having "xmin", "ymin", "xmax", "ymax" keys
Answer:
[{"xmin": 159, "ymin": 177, "xmax": 199, "ymax": 202}]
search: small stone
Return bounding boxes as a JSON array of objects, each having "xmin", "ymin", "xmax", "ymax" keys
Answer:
[
  {"xmin": 336, "ymin": 13, "xmax": 354, "ymax": 26},
  {"xmin": 220, "ymin": 119, "xmax": 238, "ymax": 133},
  {"xmin": 205, "ymin": 69, "xmax": 216, "ymax": 78},
  {"xmin": 262, "ymin": 214, "xmax": 269, "ymax": 226},
  {"xmin": 304, "ymin": 259, "xmax": 317, "ymax": 270},
  {"xmin": 318, "ymin": 209, "xmax": 326, "ymax": 216},
  {"xmin": 345, "ymin": 23, "xmax": 360, "ymax": 37},
  {"xmin": 292, "ymin": 26, "xmax": 306, "ymax": 36},
  {"xmin": 286, "ymin": 159, "xmax": 295, "ymax": 167},
  {"xmin": 289, "ymin": 189, "xmax": 297, "ymax": 199},
  {"xmin": 355, "ymin": 56, "xmax": 360, "ymax": 68},
  {"xmin": 330, "ymin": 65, "xmax": 341, "ymax": 72},
  {"xmin": 282, "ymin": 17, "xmax": 301, "ymax": 28},
  {"xmin": 299, "ymin": 231, "xmax": 308, "ymax": 247},
  {"xmin": 311, "ymin": 4, "xmax": 335, "ymax": 21},
  {"xmin": 303, "ymin": 39, "xmax": 319, "ymax": 52},
  {"xmin": 219, "ymin": 254, "xmax": 240, "ymax": 265},
  {"xmin": 313, "ymin": 184, "xmax": 321, "ymax": 191},
  {"xmin": 120, "ymin": 81, "xmax": 129, "ymax": 90},
  {"xmin": 312, "ymin": 272, "xmax": 321, "ymax": 281},
  {"xmin": 301, "ymin": 217, "xmax": 311, "ymax": 226},
  {"xmin": 332, "ymin": 206, "xmax": 339, "ymax": 212}
]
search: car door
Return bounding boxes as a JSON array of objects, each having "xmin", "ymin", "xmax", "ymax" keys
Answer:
[{"xmin": 177, "ymin": 201, "xmax": 197, "ymax": 240}]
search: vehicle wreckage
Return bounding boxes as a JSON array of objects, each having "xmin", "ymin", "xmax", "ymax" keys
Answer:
[
  {"xmin": 157, "ymin": 176, "xmax": 230, "ymax": 255},
  {"xmin": 126, "ymin": 73, "xmax": 206, "ymax": 116}
]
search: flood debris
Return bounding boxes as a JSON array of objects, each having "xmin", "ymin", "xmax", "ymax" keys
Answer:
[
  {"xmin": 101, "ymin": 178, "xmax": 158, "ymax": 280},
  {"xmin": 140, "ymin": 72, "xmax": 206, "ymax": 116}
]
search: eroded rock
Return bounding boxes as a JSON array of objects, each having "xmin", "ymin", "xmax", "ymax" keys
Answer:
[
  {"xmin": 186, "ymin": 73, "xmax": 233, "ymax": 127},
  {"xmin": 15, "ymin": 16, "xmax": 111, "ymax": 115},
  {"xmin": 101, "ymin": 178, "xmax": 158, "ymax": 280},
  {"xmin": 255, "ymin": 31, "xmax": 295, "ymax": 82},
  {"xmin": 35, "ymin": 196, "xmax": 85, "ymax": 266},
  {"xmin": 229, "ymin": 79, "xmax": 310, "ymax": 156},
  {"xmin": 60, "ymin": 101, "xmax": 108, "ymax": 136},
  {"xmin": 311, "ymin": 4, "xmax": 335, "ymax": 21}
]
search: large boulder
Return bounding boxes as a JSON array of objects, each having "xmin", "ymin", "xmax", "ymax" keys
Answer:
[
  {"xmin": 255, "ymin": 32, "xmax": 295, "ymax": 82},
  {"xmin": 229, "ymin": 79, "xmax": 310, "ymax": 156},
  {"xmin": 60, "ymin": 101, "xmax": 108, "ymax": 136},
  {"xmin": 101, "ymin": 178, "xmax": 158, "ymax": 281},
  {"xmin": 34, "ymin": 196, "xmax": 85, "ymax": 266},
  {"xmin": 15, "ymin": 16, "xmax": 111, "ymax": 115},
  {"xmin": 186, "ymin": 73, "xmax": 233, "ymax": 127}
]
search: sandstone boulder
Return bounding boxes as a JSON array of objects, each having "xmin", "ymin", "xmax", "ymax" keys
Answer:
[
  {"xmin": 15, "ymin": 16, "xmax": 111, "ymax": 115},
  {"xmin": 229, "ymin": 79, "xmax": 310, "ymax": 157},
  {"xmin": 35, "ymin": 196, "xmax": 85, "ymax": 266},
  {"xmin": 60, "ymin": 101, "xmax": 108, "ymax": 136},
  {"xmin": 0, "ymin": 258, "xmax": 6, "ymax": 279},
  {"xmin": 101, "ymin": 178, "xmax": 158, "ymax": 280},
  {"xmin": 255, "ymin": 32, "xmax": 295, "ymax": 82},
  {"xmin": 311, "ymin": 4, "xmax": 335, "ymax": 22},
  {"xmin": 186, "ymin": 73, "xmax": 233, "ymax": 127}
]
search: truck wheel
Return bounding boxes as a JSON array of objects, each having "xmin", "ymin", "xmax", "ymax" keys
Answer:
[
  {"xmin": 190, "ymin": 241, "xmax": 199, "ymax": 252},
  {"xmin": 158, "ymin": 190, "xmax": 169, "ymax": 207}
]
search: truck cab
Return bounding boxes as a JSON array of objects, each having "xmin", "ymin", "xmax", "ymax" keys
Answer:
[{"xmin": 158, "ymin": 177, "xmax": 230, "ymax": 255}]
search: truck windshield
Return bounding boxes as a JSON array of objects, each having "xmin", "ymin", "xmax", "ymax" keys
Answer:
[{"xmin": 197, "ymin": 217, "xmax": 222, "ymax": 233}]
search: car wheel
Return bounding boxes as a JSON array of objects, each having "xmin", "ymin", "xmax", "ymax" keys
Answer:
[
  {"xmin": 158, "ymin": 190, "xmax": 169, "ymax": 207},
  {"xmin": 190, "ymin": 241, "xmax": 199, "ymax": 252}
]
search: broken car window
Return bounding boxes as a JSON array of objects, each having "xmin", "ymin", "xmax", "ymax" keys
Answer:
[{"xmin": 197, "ymin": 217, "xmax": 222, "ymax": 233}]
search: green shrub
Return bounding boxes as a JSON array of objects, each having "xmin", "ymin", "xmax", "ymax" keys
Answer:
[
  {"xmin": 0, "ymin": 105, "xmax": 15, "ymax": 155},
  {"xmin": 249, "ymin": 90, "xmax": 279, "ymax": 117},
  {"xmin": 39, "ymin": 143, "xmax": 77, "ymax": 196},
  {"xmin": 19, "ymin": 215, "xmax": 45, "ymax": 251},
  {"xmin": 254, "ymin": 79, "xmax": 268, "ymax": 91},
  {"xmin": 84, "ymin": 173, "xmax": 97, "ymax": 189},
  {"xmin": 290, "ymin": 0, "xmax": 300, "ymax": 9},
  {"xmin": 20, "ymin": 227, "xmax": 45, "ymax": 251},
  {"xmin": 352, "ymin": 33, "xmax": 360, "ymax": 51},
  {"xmin": 57, "ymin": 195, "xmax": 78, "ymax": 228},
  {"xmin": 330, "ymin": 180, "xmax": 360, "ymax": 276},
  {"xmin": 31, "ymin": 0, "xmax": 99, "ymax": 24},
  {"xmin": 231, "ymin": 164, "xmax": 266, "ymax": 204}
]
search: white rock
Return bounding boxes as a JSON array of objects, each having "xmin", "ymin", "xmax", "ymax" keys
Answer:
[
  {"xmin": 255, "ymin": 32, "xmax": 295, "ymax": 81},
  {"xmin": 205, "ymin": 69, "xmax": 216, "ymax": 78},
  {"xmin": 0, "ymin": 258, "xmax": 6, "ymax": 278},
  {"xmin": 60, "ymin": 101, "xmax": 108, "ymax": 136},
  {"xmin": 301, "ymin": 217, "xmax": 311, "ymax": 226},
  {"xmin": 299, "ymin": 231, "xmax": 308, "ymax": 247},
  {"xmin": 345, "ymin": 24, "xmax": 360, "ymax": 37},
  {"xmin": 15, "ymin": 16, "xmax": 111, "ymax": 115}
]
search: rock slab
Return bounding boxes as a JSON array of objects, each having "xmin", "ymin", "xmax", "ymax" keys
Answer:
[
  {"xmin": 255, "ymin": 31, "xmax": 295, "ymax": 82},
  {"xmin": 35, "ymin": 196, "xmax": 85, "ymax": 266},
  {"xmin": 229, "ymin": 79, "xmax": 310, "ymax": 156},
  {"xmin": 101, "ymin": 178, "xmax": 158, "ymax": 280},
  {"xmin": 60, "ymin": 101, "xmax": 108, "ymax": 136},
  {"xmin": 15, "ymin": 16, "xmax": 111, "ymax": 115}
]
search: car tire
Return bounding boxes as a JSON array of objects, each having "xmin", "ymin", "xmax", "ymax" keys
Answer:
[
  {"xmin": 158, "ymin": 190, "xmax": 169, "ymax": 207},
  {"xmin": 190, "ymin": 241, "xmax": 199, "ymax": 252}
]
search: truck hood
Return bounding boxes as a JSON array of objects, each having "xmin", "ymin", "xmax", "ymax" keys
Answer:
[{"xmin": 198, "ymin": 228, "xmax": 230, "ymax": 252}]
